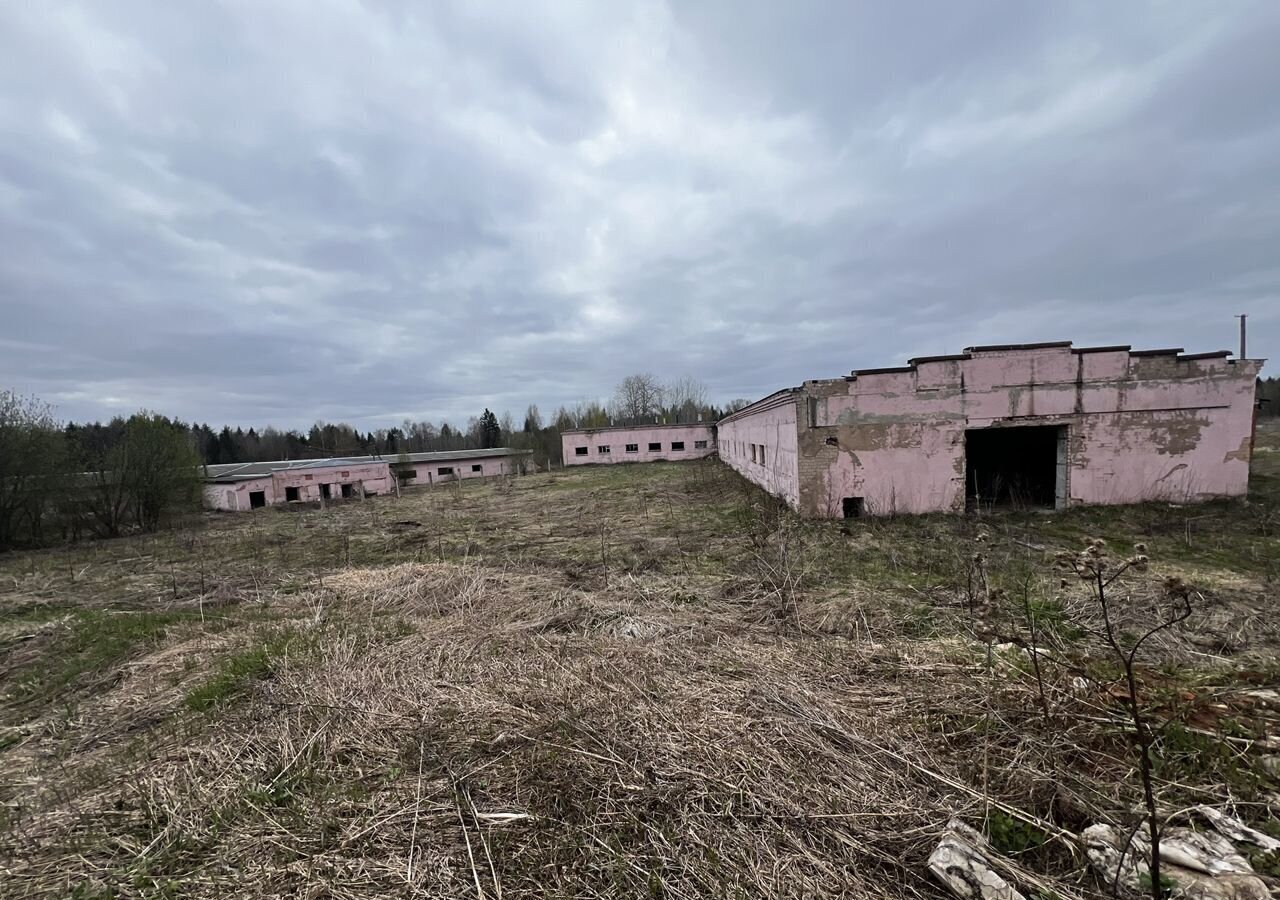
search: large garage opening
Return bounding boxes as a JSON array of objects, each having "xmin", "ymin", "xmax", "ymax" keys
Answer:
[{"xmin": 965, "ymin": 425, "xmax": 1065, "ymax": 511}]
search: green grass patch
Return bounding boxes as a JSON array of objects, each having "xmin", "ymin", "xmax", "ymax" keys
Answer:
[
  {"xmin": 986, "ymin": 810, "xmax": 1049, "ymax": 856},
  {"xmin": 9, "ymin": 608, "xmax": 197, "ymax": 706},
  {"xmin": 1151, "ymin": 723, "xmax": 1268, "ymax": 798},
  {"xmin": 184, "ymin": 632, "xmax": 295, "ymax": 712},
  {"xmin": 1249, "ymin": 849, "xmax": 1280, "ymax": 879}
]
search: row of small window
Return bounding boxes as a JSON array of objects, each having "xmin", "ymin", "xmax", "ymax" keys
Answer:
[
  {"xmin": 399, "ymin": 464, "xmax": 484, "ymax": 479},
  {"xmin": 726, "ymin": 441, "xmax": 767, "ymax": 464},
  {"xmin": 283, "ymin": 483, "xmax": 359, "ymax": 502},
  {"xmin": 575, "ymin": 440, "xmax": 707, "ymax": 456}
]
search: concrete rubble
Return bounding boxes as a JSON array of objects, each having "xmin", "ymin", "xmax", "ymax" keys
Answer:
[
  {"xmin": 927, "ymin": 808, "xmax": 1276, "ymax": 900},
  {"xmin": 1185, "ymin": 806, "xmax": 1280, "ymax": 853},
  {"xmin": 1082, "ymin": 818, "xmax": 1271, "ymax": 900},
  {"xmin": 928, "ymin": 818, "xmax": 1026, "ymax": 900}
]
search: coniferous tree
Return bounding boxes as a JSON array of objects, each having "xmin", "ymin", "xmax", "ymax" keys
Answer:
[{"xmin": 479, "ymin": 408, "xmax": 501, "ymax": 449}]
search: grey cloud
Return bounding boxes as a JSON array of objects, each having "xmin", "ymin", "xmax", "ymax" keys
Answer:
[{"xmin": 0, "ymin": 1, "xmax": 1276, "ymax": 431}]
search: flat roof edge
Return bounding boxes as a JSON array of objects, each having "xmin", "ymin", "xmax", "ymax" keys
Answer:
[
  {"xmin": 1128, "ymin": 347, "xmax": 1185, "ymax": 357},
  {"xmin": 561, "ymin": 422, "xmax": 715, "ymax": 435},
  {"xmin": 908, "ymin": 353, "xmax": 970, "ymax": 365},
  {"xmin": 715, "ymin": 387, "xmax": 801, "ymax": 424},
  {"xmin": 965, "ymin": 341, "xmax": 1073, "ymax": 353},
  {"xmin": 850, "ymin": 365, "xmax": 914, "ymax": 376},
  {"xmin": 1071, "ymin": 344, "xmax": 1132, "ymax": 354}
]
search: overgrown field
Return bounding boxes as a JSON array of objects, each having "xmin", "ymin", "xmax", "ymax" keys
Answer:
[{"xmin": 2, "ymin": 424, "xmax": 1278, "ymax": 898}]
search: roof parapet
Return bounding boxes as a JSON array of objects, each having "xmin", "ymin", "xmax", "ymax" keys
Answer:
[
  {"xmin": 965, "ymin": 341, "xmax": 1073, "ymax": 353},
  {"xmin": 1127, "ymin": 347, "xmax": 1184, "ymax": 357},
  {"xmin": 1071, "ymin": 344, "xmax": 1132, "ymax": 354}
]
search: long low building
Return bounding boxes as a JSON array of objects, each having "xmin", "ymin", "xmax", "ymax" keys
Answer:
[
  {"xmin": 389, "ymin": 447, "xmax": 534, "ymax": 485},
  {"xmin": 561, "ymin": 423, "xmax": 716, "ymax": 465},
  {"xmin": 719, "ymin": 342, "xmax": 1264, "ymax": 517},
  {"xmin": 202, "ymin": 448, "xmax": 532, "ymax": 511}
]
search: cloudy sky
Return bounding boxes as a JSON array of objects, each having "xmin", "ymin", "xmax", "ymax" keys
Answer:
[{"xmin": 1, "ymin": 1, "xmax": 1277, "ymax": 430}]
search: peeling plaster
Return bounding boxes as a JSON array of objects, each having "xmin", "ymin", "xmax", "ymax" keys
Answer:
[
  {"xmin": 728, "ymin": 346, "xmax": 1262, "ymax": 518},
  {"xmin": 1224, "ymin": 435, "xmax": 1253, "ymax": 463},
  {"xmin": 1151, "ymin": 415, "xmax": 1208, "ymax": 456},
  {"xmin": 835, "ymin": 408, "xmax": 965, "ymax": 426}
]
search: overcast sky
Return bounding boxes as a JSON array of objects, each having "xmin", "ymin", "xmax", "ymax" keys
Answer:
[{"xmin": 1, "ymin": 2, "xmax": 1277, "ymax": 430}]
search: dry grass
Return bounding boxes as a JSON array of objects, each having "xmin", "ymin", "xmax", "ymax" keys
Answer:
[
  {"xmin": 0, "ymin": 565, "xmax": 1010, "ymax": 898},
  {"xmin": 1, "ymin": 437, "xmax": 1278, "ymax": 899}
]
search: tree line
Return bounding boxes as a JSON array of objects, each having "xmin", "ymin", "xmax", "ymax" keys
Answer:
[
  {"xmin": 1258, "ymin": 376, "xmax": 1280, "ymax": 416},
  {"xmin": 1, "ymin": 391, "xmax": 203, "ymax": 549},
  {"xmin": 0, "ymin": 374, "xmax": 733, "ymax": 551},
  {"xmin": 156, "ymin": 372, "xmax": 742, "ymax": 468},
  {"xmin": 3, "ymin": 375, "xmax": 1276, "ymax": 552}
]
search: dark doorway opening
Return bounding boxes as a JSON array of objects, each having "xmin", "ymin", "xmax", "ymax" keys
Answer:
[
  {"xmin": 842, "ymin": 497, "xmax": 864, "ymax": 518},
  {"xmin": 284, "ymin": 486, "xmax": 300, "ymax": 502},
  {"xmin": 965, "ymin": 425, "xmax": 1063, "ymax": 511},
  {"xmin": 319, "ymin": 483, "xmax": 331, "ymax": 499},
  {"xmin": 249, "ymin": 491, "xmax": 266, "ymax": 509},
  {"xmin": 341, "ymin": 483, "xmax": 354, "ymax": 499}
]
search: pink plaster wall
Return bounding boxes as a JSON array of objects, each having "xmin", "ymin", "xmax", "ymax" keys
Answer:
[
  {"xmin": 402, "ymin": 454, "xmax": 524, "ymax": 485},
  {"xmin": 203, "ymin": 477, "xmax": 274, "ymax": 511},
  {"xmin": 273, "ymin": 462, "xmax": 392, "ymax": 502},
  {"xmin": 802, "ymin": 346, "xmax": 1262, "ymax": 516},
  {"xmin": 204, "ymin": 463, "xmax": 392, "ymax": 510},
  {"xmin": 561, "ymin": 424, "xmax": 716, "ymax": 465},
  {"xmin": 717, "ymin": 392, "xmax": 801, "ymax": 509},
  {"xmin": 204, "ymin": 454, "xmax": 530, "ymax": 510},
  {"xmin": 814, "ymin": 423, "xmax": 961, "ymax": 517}
]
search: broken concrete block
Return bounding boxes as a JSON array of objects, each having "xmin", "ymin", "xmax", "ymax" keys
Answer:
[
  {"xmin": 928, "ymin": 818, "xmax": 1026, "ymax": 900},
  {"xmin": 1082, "ymin": 823, "xmax": 1269, "ymax": 900},
  {"xmin": 1083, "ymin": 823, "xmax": 1148, "ymax": 896},
  {"xmin": 1158, "ymin": 828, "xmax": 1252, "ymax": 877},
  {"xmin": 1188, "ymin": 807, "xmax": 1280, "ymax": 853}
]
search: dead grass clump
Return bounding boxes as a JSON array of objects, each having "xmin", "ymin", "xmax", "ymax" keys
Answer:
[
  {"xmin": 322, "ymin": 562, "xmax": 534, "ymax": 616},
  {"xmin": 5, "ymin": 454, "xmax": 1279, "ymax": 899},
  {"xmin": 5, "ymin": 563, "xmax": 1024, "ymax": 900},
  {"xmin": 531, "ymin": 601, "xmax": 672, "ymax": 639}
]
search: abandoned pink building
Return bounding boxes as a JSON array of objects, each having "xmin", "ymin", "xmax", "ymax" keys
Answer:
[
  {"xmin": 719, "ymin": 342, "xmax": 1263, "ymax": 518},
  {"xmin": 390, "ymin": 448, "xmax": 534, "ymax": 486},
  {"xmin": 202, "ymin": 448, "xmax": 532, "ymax": 511},
  {"xmin": 561, "ymin": 423, "xmax": 716, "ymax": 465}
]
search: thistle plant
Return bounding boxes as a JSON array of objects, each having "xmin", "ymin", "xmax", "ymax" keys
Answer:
[{"xmin": 1056, "ymin": 539, "xmax": 1194, "ymax": 900}]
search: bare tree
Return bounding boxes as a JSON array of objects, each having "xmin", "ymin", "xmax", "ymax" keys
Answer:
[
  {"xmin": 665, "ymin": 375, "xmax": 710, "ymax": 422},
  {"xmin": 724, "ymin": 398, "xmax": 753, "ymax": 414},
  {"xmin": 410, "ymin": 420, "xmax": 439, "ymax": 451},
  {"xmin": 612, "ymin": 374, "xmax": 665, "ymax": 425},
  {"xmin": 552, "ymin": 406, "xmax": 577, "ymax": 431}
]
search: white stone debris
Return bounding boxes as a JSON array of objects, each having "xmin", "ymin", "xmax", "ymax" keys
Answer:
[
  {"xmin": 1157, "ymin": 828, "xmax": 1252, "ymax": 877},
  {"xmin": 1187, "ymin": 806, "xmax": 1280, "ymax": 853},
  {"xmin": 928, "ymin": 818, "xmax": 1026, "ymax": 900},
  {"xmin": 1082, "ymin": 822, "xmax": 1269, "ymax": 900}
]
